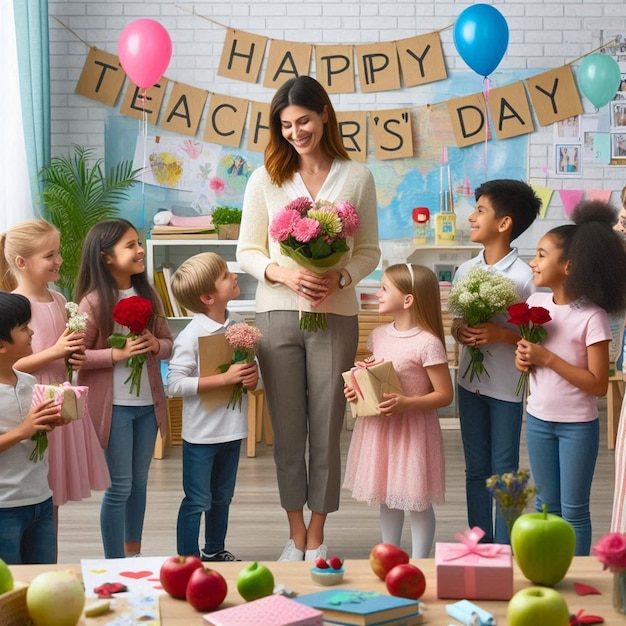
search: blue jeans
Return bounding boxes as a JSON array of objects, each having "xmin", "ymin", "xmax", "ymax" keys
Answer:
[
  {"xmin": 0, "ymin": 497, "xmax": 55, "ymax": 564},
  {"xmin": 177, "ymin": 438, "xmax": 241, "ymax": 557},
  {"xmin": 101, "ymin": 404, "xmax": 158, "ymax": 558},
  {"xmin": 526, "ymin": 413, "xmax": 599, "ymax": 556},
  {"xmin": 458, "ymin": 385, "xmax": 523, "ymax": 544}
]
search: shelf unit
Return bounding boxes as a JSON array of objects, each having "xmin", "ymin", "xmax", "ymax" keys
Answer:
[{"xmin": 146, "ymin": 238, "xmax": 257, "ymax": 317}]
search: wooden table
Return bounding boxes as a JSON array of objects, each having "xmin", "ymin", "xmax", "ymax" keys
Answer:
[{"xmin": 10, "ymin": 557, "xmax": 622, "ymax": 625}]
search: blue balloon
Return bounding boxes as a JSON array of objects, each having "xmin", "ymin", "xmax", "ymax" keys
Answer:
[{"xmin": 453, "ymin": 4, "xmax": 509, "ymax": 77}]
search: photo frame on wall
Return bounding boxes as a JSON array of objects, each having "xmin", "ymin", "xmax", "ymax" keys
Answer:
[
  {"xmin": 611, "ymin": 101, "xmax": 626, "ymax": 128},
  {"xmin": 611, "ymin": 133, "xmax": 626, "ymax": 159},
  {"xmin": 555, "ymin": 144, "xmax": 582, "ymax": 176},
  {"xmin": 555, "ymin": 115, "xmax": 581, "ymax": 141}
]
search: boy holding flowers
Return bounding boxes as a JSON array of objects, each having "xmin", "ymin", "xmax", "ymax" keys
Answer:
[
  {"xmin": 168, "ymin": 252, "xmax": 259, "ymax": 561},
  {"xmin": 451, "ymin": 179, "xmax": 542, "ymax": 544}
]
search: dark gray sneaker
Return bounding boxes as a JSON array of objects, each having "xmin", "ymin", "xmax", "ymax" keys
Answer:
[{"xmin": 200, "ymin": 549, "xmax": 241, "ymax": 562}]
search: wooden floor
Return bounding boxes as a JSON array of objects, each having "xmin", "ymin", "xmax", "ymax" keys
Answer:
[{"xmin": 57, "ymin": 407, "xmax": 617, "ymax": 563}]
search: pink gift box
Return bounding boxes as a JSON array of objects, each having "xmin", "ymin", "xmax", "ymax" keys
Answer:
[
  {"xmin": 435, "ymin": 527, "xmax": 513, "ymax": 600},
  {"xmin": 32, "ymin": 383, "xmax": 88, "ymax": 421}
]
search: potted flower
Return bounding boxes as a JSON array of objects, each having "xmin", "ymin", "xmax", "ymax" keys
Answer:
[
  {"xmin": 211, "ymin": 206, "xmax": 242, "ymax": 240},
  {"xmin": 37, "ymin": 145, "xmax": 140, "ymax": 299}
]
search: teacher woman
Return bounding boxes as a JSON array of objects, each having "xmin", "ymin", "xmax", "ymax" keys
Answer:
[{"xmin": 237, "ymin": 76, "xmax": 380, "ymax": 561}]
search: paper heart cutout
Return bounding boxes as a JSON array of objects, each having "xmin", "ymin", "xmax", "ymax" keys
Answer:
[
  {"xmin": 89, "ymin": 569, "xmax": 107, "ymax": 574},
  {"xmin": 119, "ymin": 570, "xmax": 153, "ymax": 579},
  {"xmin": 147, "ymin": 578, "xmax": 160, "ymax": 582},
  {"xmin": 574, "ymin": 581, "xmax": 602, "ymax": 595}
]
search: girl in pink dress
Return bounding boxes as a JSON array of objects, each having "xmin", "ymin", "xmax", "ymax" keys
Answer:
[
  {"xmin": 0, "ymin": 220, "xmax": 110, "ymax": 541},
  {"xmin": 343, "ymin": 263, "xmax": 453, "ymax": 558}
]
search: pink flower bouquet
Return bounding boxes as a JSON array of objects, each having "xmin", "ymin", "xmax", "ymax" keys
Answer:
[
  {"xmin": 270, "ymin": 197, "xmax": 361, "ymax": 332},
  {"xmin": 219, "ymin": 323, "xmax": 262, "ymax": 411}
]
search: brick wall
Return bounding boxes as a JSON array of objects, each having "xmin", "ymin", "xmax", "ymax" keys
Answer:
[{"xmin": 47, "ymin": 0, "xmax": 626, "ymax": 249}]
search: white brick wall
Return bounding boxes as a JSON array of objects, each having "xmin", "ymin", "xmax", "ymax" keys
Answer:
[{"xmin": 47, "ymin": 0, "xmax": 626, "ymax": 250}]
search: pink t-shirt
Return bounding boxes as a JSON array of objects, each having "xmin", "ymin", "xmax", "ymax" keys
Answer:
[{"xmin": 526, "ymin": 292, "xmax": 611, "ymax": 423}]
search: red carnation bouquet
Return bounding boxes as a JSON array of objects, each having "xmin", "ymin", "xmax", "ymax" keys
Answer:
[
  {"xmin": 219, "ymin": 323, "xmax": 262, "ymax": 411},
  {"xmin": 107, "ymin": 296, "xmax": 153, "ymax": 396},
  {"xmin": 507, "ymin": 302, "xmax": 552, "ymax": 396}
]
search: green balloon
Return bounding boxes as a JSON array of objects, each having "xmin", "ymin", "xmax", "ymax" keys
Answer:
[{"xmin": 578, "ymin": 53, "xmax": 621, "ymax": 108}]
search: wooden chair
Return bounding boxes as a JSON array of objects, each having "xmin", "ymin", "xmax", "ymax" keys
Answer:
[{"xmin": 246, "ymin": 389, "xmax": 273, "ymax": 458}]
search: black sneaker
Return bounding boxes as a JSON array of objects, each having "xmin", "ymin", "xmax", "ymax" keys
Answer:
[{"xmin": 200, "ymin": 549, "xmax": 241, "ymax": 562}]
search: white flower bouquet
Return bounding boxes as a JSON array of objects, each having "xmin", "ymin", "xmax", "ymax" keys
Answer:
[{"xmin": 448, "ymin": 266, "xmax": 518, "ymax": 381}]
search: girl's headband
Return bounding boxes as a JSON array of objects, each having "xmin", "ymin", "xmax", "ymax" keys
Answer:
[{"xmin": 406, "ymin": 263, "xmax": 414, "ymax": 285}]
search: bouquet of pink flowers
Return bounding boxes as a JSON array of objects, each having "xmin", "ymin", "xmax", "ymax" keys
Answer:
[
  {"xmin": 507, "ymin": 302, "xmax": 551, "ymax": 396},
  {"xmin": 219, "ymin": 323, "xmax": 263, "ymax": 411},
  {"xmin": 270, "ymin": 197, "xmax": 361, "ymax": 332}
]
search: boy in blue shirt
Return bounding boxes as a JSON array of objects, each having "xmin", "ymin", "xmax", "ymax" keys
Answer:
[
  {"xmin": 168, "ymin": 253, "xmax": 259, "ymax": 561},
  {"xmin": 452, "ymin": 180, "xmax": 542, "ymax": 544}
]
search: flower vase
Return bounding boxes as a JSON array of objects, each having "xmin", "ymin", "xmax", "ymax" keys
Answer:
[{"xmin": 614, "ymin": 569, "xmax": 626, "ymax": 614}]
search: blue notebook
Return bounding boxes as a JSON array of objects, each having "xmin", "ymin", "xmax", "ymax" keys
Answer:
[{"xmin": 294, "ymin": 590, "xmax": 421, "ymax": 626}]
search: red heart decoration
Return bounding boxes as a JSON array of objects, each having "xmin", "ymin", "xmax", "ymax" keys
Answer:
[{"xmin": 119, "ymin": 570, "xmax": 153, "ymax": 579}]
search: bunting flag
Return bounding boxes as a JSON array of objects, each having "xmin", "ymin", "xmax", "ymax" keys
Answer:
[
  {"xmin": 530, "ymin": 184, "xmax": 554, "ymax": 218},
  {"xmin": 558, "ymin": 189, "xmax": 585, "ymax": 217},
  {"xmin": 585, "ymin": 189, "xmax": 612, "ymax": 203}
]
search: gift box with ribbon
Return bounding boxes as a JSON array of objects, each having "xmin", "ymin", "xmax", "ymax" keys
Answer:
[
  {"xmin": 341, "ymin": 359, "xmax": 403, "ymax": 418},
  {"xmin": 32, "ymin": 382, "xmax": 88, "ymax": 421},
  {"xmin": 435, "ymin": 527, "xmax": 513, "ymax": 600}
]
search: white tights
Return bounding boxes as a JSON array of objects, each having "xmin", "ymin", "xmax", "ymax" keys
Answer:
[{"xmin": 379, "ymin": 504, "xmax": 436, "ymax": 559}]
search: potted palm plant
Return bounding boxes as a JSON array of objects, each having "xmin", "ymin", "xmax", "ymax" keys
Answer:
[
  {"xmin": 211, "ymin": 206, "xmax": 242, "ymax": 240},
  {"xmin": 38, "ymin": 145, "xmax": 141, "ymax": 299}
]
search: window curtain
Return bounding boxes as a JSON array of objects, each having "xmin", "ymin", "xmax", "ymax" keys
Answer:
[{"xmin": 0, "ymin": 0, "xmax": 50, "ymax": 230}]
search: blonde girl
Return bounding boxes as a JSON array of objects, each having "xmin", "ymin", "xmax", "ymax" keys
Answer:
[
  {"xmin": 343, "ymin": 263, "xmax": 453, "ymax": 558},
  {"xmin": 0, "ymin": 219, "xmax": 110, "ymax": 555},
  {"xmin": 75, "ymin": 219, "xmax": 172, "ymax": 558}
]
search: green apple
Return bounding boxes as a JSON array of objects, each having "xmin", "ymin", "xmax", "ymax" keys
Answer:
[
  {"xmin": 26, "ymin": 570, "xmax": 85, "ymax": 626},
  {"xmin": 511, "ymin": 503, "xmax": 575, "ymax": 586},
  {"xmin": 236, "ymin": 562, "xmax": 275, "ymax": 602},
  {"xmin": 0, "ymin": 558, "xmax": 14, "ymax": 594},
  {"xmin": 507, "ymin": 586, "xmax": 570, "ymax": 626}
]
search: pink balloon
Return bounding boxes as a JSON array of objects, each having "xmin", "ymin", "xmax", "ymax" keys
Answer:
[{"xmin": 118, "ymin": 19, "xmax": 172, "ymax": 89}]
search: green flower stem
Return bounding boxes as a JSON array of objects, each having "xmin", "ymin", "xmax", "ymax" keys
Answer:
[
  {"xmin": 300, "ymin": 312, "xmax": 328, "ymax": 332},
  {"xmin": 30, "ymin": 431, "xmax": 48, "ymax": 462}
]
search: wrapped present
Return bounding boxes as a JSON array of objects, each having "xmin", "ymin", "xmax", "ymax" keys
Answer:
[
  {"xmin": 341, "ymin": 359, "xmax": 402, "ymax": 418},
  {"xmin": 435, "ymin": 527, "xmax": 513, "ymax": 600},
  {"xmin": 32, "ymin": 382, "xmax": 88, "ymax": 421}
]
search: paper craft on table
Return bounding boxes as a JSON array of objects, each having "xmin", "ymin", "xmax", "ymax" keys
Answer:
[{"xmin": 81, "ymin": 557, "xmax": 167, "ymax": 625}]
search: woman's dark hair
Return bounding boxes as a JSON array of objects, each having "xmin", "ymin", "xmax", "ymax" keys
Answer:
[
  {"xmin": 75, "ymin": 219, "xmax": 159, "ymax": 337},
  {"xmin": 265, "ymin": 76, "xmax": 349, "ymax": 186},
  {"xmin": 549, "ymin": 200, "xmax": 626, "ymax": 313},
  {"xmin": 0, "ymin": 292, "xmax": 31, "ymax": 342}
]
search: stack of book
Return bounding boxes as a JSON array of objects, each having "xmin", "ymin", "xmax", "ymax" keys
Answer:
[
  {"xmin": 294, "ymin": 589, "xmax": 423, "ymax": 625},
  {"xmin": 150, "ymin": 224, "xmax": 217, "ymax": 239},
  {"xmin": 153, "ymin": 265, "xmax": 189, "ymax": 317}
]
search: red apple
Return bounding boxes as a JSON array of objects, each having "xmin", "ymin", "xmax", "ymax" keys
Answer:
[
  {"xmin": 385, "ymin": 563, "xmax": 426, "ymax": 600},
  {"xmin": 369, "ymin": 543, "xmax": 410, "ymax": 580},
  {"xmin": 236, "ymin": 562, "xmax": 275, "ymax": 601},
  {"xmin": 511, "ymin": 503, "xmax": 576, "ymax": 586},
  {"xmin": 185, "ymin": 566, "xmax": 228, "ymax": 612},
  {"xmin": 159, "ymin": 555, "xmax": 203, "ymax": 599},
  {"xmin": 507, "ymin": 586, "xmax": 570, "ymax": 626}
]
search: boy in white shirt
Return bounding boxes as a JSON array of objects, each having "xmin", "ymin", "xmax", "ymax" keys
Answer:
[
  {"xmin": 168, "ymin": 253, "xmax": 259, "ymax": 561},
  {"xmin": 0, "ymin": 292, "xmax": 64, "ymax": 564}
]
